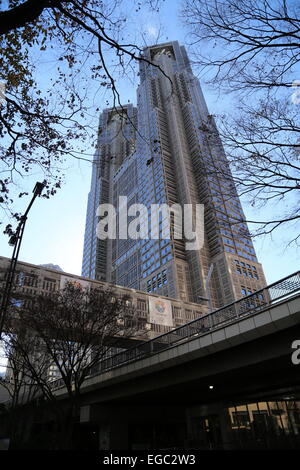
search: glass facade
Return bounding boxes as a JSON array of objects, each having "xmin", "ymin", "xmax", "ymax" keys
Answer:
[{"xmin": 186, "ymin": 398, "xmax": 300, "ymax": 450}]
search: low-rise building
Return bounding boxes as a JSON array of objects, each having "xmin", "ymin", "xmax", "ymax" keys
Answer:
[{"xmin": 0, "ymin": 256, "xmax": 209, "ymax": 338}]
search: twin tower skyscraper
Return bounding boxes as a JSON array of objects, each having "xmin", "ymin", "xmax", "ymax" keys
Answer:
[{"xmin": 81, "ymin": 41, "xmax": 266, "ymax": 309}]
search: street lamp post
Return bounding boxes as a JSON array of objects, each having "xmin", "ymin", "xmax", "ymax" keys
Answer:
[{"xmin": 0, "ymin": 181, "xmax": 45, "ymax": 338}]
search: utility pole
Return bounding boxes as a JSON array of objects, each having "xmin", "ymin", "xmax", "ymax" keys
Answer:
[{"xmin": 0, "ymin": 181, "xmax": 45, "ymax": 338}]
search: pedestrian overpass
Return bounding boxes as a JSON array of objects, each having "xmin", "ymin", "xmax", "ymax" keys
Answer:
[
  {"xmin": 51, "ymin": 270, "xmax": 300, "ymax": 392},
  {"xmin": 51, "ymin": 271, "xmax": 300, "ymax": 449}
]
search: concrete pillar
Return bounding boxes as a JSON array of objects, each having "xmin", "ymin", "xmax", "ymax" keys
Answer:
[
  {"xmin": 109, "ymin": 421, "xmax": 129, "ymax": 449},
  {"xmin": 99, "ymin": 421, "xmax": 129, "ymax": 450},
  {"xmin": 219, "ymin": 406, "xmax": 235, "ymax": 450},
  {"xmin": 99, "ymin": 424, "xmax": 110, "ymax": 450}
]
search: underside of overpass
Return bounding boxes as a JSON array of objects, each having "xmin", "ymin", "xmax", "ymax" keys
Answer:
[
  {"xmin": 77, "ymin": 320, "xmax": 300, "ymax": 450},
  {"xmin": 80, "ymin": 320, "xmax": 300, "ymax": 405}
]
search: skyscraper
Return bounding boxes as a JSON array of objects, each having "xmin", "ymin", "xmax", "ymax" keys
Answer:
[
  {"xmin": 82, "ymin": 41, "xmax": 266, "ymax": 308},
  {"xmin": 82, "ymin": 104, "xmax": 137, "ymax": 281}
]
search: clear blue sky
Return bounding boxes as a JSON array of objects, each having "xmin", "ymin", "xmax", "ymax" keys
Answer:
[{"xmin": 0, "ymin": 0, "xmax": 298, "ymax": 285}]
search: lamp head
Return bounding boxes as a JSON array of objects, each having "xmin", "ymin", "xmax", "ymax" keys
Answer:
[
  {"xmin": 8, "ymin": 234, "xmax": 17, "ymax": 246},
  {"xmin": 33, "ymin": 181, "xmax": 45, "ymax": 197}
]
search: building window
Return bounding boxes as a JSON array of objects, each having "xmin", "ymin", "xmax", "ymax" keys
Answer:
[
  {"xmin": 232, "ymin": 411, "xmax": 250, "ymax": 427},
  {"xmin": 137, "ymin": 298, "xmax": 147, "ymax": 312}
]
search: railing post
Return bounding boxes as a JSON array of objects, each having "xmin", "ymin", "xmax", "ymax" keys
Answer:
[
  {"xmin": 187, "ymin": 324, "xmax": 191, "ymax": 338},
  {"xmin": 234, "ymin": 300, "xmax": 240, "ymax": 319},
  {"xmin": 208, "ymin": 311, "xmax": 214, "ymax": 330}
]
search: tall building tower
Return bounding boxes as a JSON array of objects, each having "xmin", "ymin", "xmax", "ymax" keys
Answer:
[
  {"xmin": 81, "ymin": 104, "xmax": 137, "ymax": 281},
  {"xmin": 82, "ymin": 41, "xmax": 266, "ymax": 308}
]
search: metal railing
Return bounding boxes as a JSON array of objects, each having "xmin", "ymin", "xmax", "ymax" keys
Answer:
[{"xmin": 51, "ymin": 270, "xmax": 300, "ymax": 390}]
